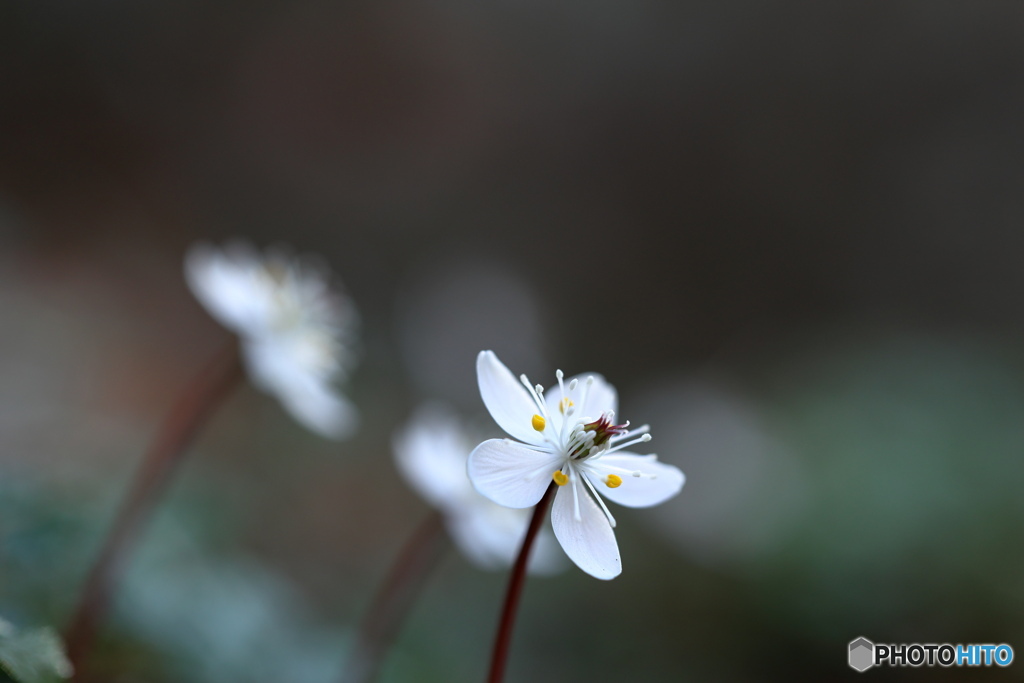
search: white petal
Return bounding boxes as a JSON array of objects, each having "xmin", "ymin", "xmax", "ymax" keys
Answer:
[
  {"xmin": 445, "ymin": 504, "xmax": 565, "ymax": 575},
  {"xmin": 586, "ymin": 453, "xmax": 685, "ymax": 508},
  {"xmin": 241, "ymin": 336, "xmax": 357, "ymax": 440},
  {"xmin": 242, "ymin": 338, "xmax": 293, "ymax": 394},
  {"xmin": 184, "ymin": 242, "xmax": 275, "ymax": 335},
  {"xmin": 392, "ymin": 405, "xmax": 477, "ymax": 508},
  {"xmin": 468, "ymin": 439, "xmax": 562, "ymax": 508},
  {"xmin": 550, "ymin": 479, "xmax": 621, "ymax": 579},
  {"xmin": 545, "ymin": 373, "xmax": 618, "ymax": 421},
  {"xmin": 242, "ymin": 338, "xmax": 310, "ymax": 397},
  {"xmin": 477, "ymin": 351, "xmax": 546, "ymax": 446},
  {"xmin": 441, "ymin": 505, "xmax": 532, "ymax": 572},
  {"xmin": 277, "ymin": 378, "xmax": 358, "ymax": 440},
  {"xmin": 445, "ymin": 506, "xmax": 519, "ymax": 570}
]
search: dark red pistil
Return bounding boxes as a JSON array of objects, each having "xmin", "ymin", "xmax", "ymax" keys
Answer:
[{"xmin": 570, "ymin": 413, "xmax": 628, "ymax": 458}]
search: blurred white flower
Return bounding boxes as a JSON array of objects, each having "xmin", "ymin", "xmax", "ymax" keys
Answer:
[
  {"xmin": 0, "ymin": 616, "xmax": 73, "ymax": 681},
  {"xmin": 185, "ymin": 241, "xmax": 358, "ymax": 440},
  {"xmin": 393, "ymin": 404, "xmax": 563, "ymax": 574},
  {"xmin": 467, "ymin": 351, "xmax": 685, "ymax": 580}
]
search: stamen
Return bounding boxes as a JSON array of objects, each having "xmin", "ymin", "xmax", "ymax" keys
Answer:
[
  {"xmin": 552, "ymin": 470, "xmax": 568, "ymax": 486},
  {"xmin": 532, "ymin": 414, "xmax": 546, "ymax": 432},
  {"xmin": 562, "ymin": 422, "xmax": 576, "ymax": 452},
  {"xmin": 579, "ymin": 376, "xmax": 594, "ymax": 412},
  {"xmin": 588, "ymin": 460, "xmax": 660, "ymax": 481},
  {"xmin": 566, "ymin": 424, "xmax": 592, "ymax": 457},
  {"xmin": 603, "ymin": 433, "xmax": 652, "ymax": 456},
  {"xmin": 605, "ymin": 474, "xmax": 622, "ymax": 488},
  {"xmin": 568, "ymin": 378, "xmax": 578, "ymax": 392},
  {"xmin": 556, "ymin": 369, "xmax": 567, "ymax": 409},
  {"xmin": 559, "ymin": 398, "xmax": 574, "ymax": 414},
  {"xmin": 559, "ymin": 403, "xmax": 578, "ymax": 445},
  {"xmin": 610, "ymin": 424, "xmax": 650, "ymax": 443},
  {"xmin": 580, "ymin": 473, "xmax": 617, "ymax": 527},
  {"xmin": 520, "ymin": 374, "xmax": 550, "ymax": 419}
]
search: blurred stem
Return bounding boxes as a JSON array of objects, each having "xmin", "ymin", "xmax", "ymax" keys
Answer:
[
  {"xmin": 64, "ymin": 341, "xmax": 243, "ymax": 680},
  {"xmin": 487, "ymin": 483, "xmax": 556, "ymax": 683},
  {"xmin": 342, "ymin": 510, "xmax": 447, "ymax": 683}
]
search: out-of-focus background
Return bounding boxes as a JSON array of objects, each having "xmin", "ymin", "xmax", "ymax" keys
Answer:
[{"xmin": 3, "ymin": 2, "xmax": 1024, "ymax": 681}]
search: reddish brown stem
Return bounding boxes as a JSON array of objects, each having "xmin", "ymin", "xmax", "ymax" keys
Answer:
[
  {"xmin": 342, "ymin": 510, "xmax": 447, "ymax": 683},
  {"xmin": 487, "ymin": 483, "xmax": 556, "ymax": 683},
  {"xmin": 64, "ymin": 342, "xmax": 243, "ymax": 679}
]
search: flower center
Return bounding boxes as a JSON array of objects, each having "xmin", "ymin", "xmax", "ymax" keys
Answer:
[
  {"xmin": 518, "ymin": 368, "xmax": 652, "ymax": 463},
  {"xmin": 582, "ymin": 413, "xmax": 629, "ymax": 448},
  {"xmin": 567, "ymin": 412, "xmax": 630, "ymax": 460}
]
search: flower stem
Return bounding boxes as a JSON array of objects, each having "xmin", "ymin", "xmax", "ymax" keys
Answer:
[
  {"xmin": 487, "ymin": 482, "xmax": 556, "ymax": 683},
  {"xmin": 64, "ymin": 342, "xmax": 243, "ymax": 680},
  {"xmin": 342, "ymin": 510, "xmax": 447, "ymax": 683}
]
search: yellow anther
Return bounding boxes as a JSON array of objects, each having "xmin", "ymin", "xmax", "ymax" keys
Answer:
[
  {"xmin": 558, "ymin": 398, "xmax": 575, "ymax": 414},
  {"xmin": 605, "ymin": 474, "xmax": 623, "ymax": 488},
  {"xmin": 532, "ymin": 414, "xmax": 546, "ymax": 432},
  {"xmin": 552, "ymin": 470, "xmax": 569, "ymax": 486}
]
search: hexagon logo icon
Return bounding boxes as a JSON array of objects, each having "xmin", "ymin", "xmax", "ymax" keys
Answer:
[{"xmin": 849, "ymin": 637, "xmax": 874, "ymax": 672}]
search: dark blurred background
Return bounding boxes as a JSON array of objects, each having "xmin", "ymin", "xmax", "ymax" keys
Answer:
[{"xmin": 3, "ymin": 1, "xmax": 1024, "ymax": 681}]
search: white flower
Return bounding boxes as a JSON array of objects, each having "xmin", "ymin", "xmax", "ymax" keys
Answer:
[
  {"xmin": 185, "ymin": 241, "xmax": 359, "ymax": 440},
  {"xmin": 394, "ymin": 404, "xmax": 563, "ymax": 574},
  {"xmin": 467, "ymin": 351, "xmax": 685, "ymax": 579}
]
